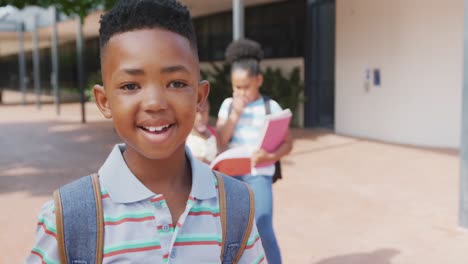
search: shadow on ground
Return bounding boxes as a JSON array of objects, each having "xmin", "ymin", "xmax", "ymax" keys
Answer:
[
  {"xmin": 313, "ymin": 248, "xmax": 400, "ymax": 264},
  {"xmin": 0, "ymin": 120, "xmax": 120, "ymax": 196}
]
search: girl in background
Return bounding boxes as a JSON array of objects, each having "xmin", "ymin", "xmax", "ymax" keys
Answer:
[{"xmin": 216, "ymin": 39, "xmax": 293, "ymax": 264}]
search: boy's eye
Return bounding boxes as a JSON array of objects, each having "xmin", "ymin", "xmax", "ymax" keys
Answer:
[
  {"xmin": 168, "ymin": 81, "xmax": 187, "ymax": 89},
  {"xmin": 120, "ymin": 83, "xmax": 139, "ymax": 90}
]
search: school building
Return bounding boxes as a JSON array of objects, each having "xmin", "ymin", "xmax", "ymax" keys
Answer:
[{"xmin": 0, "ymin": 0, "xmax": 464, "ymax": 149}]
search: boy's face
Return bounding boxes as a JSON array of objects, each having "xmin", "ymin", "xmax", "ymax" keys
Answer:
[
  {"xmin": 94, "ymin": 28, "xmax": 209, "ymax": 160},
  {"xmin": 231, "ymin": 69, "xmax": 262, "ymax": 104}
]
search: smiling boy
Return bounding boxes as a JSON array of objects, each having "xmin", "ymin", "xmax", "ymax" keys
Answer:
[{"xmin": 25, "ymin": 1, "xmax": 265, "ymax": 263}]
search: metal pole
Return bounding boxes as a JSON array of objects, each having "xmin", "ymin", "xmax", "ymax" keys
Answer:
[
  {"xmin": 32, "ymin": 14, "xmax": 41, "ymax": 109},
  {"xmin": 460, "ymin": 0, "xmax": 468, "ymax": 228},
  {"xmin": 17, "ymin": 21, "xmax": 26, "ymax": 105},
  {"xmin": 76, "ymin": 16, "xmax": 86, "ymax": 123},
  {"xmin": 233, "ymin": 0, "xmax": 244, "ymax": 40},
  {"xmin": 51, "ymin": 6, "xmax": 60, "ymax": 115}
]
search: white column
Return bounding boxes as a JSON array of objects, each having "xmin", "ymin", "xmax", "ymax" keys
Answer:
[
  {"xmin": 460, "ymin": 0, "xmax": 468, "ymax": 228},
  {"xmin": 32, "ymin": 14, "xmax": 41, "ymax": 109},
  {"xmin": 51, "ymin": 6, "xmax": 60, "ymax": 115},
  {"xmin": 233, "ymin": 0, "xmax": 244, "ymax": 40},
  {"xmin": 17, "ymin": 21, "xmax": 26, "ymax": 105},
  {"xmin": 76, "ymin": 16, "xmax": 86, "ymax": 123}
]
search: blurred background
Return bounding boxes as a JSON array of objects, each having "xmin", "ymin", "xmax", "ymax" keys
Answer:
[{"xmin": 1, "ymin": 0, "xmax": 468, "ymax": 263}]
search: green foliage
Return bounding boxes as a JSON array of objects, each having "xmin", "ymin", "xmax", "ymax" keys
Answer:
[
  {"xmin": 201, "ymin": 63, "xmax": 305, "ymax": 126},
  {"xmin": 200, "ymin": 63, "xmax": 232, "ymax": 117},
  {"xmin": 0, "ymin": 0, "xmax": 38, "ymax": 8},
  {"xmin": 85, "ymin": 70, "xmax": 102, "ymax": 102},
  {"xmin": 261, "ymin": 66, "xmax": 305, "ymax": 121},
  {"xmin": 3, "ymin": 0, "xmax": 117, "ymax": 20}
]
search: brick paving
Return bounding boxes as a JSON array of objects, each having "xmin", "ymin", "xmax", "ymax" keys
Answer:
[{"xmin": 1, "ymin": 99, "xmax": 468, "ymax": 263}]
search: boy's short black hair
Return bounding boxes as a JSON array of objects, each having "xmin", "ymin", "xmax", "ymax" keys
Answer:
[
  {"xmin": 225, "ymin": 38, "xmax": 264, "ymax": 76},
  {"xmin": 99, "ymin": 0, "xmax": 197, "ymax": 52}
]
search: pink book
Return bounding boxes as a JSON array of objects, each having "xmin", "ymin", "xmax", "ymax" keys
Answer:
[{"xmin": 256, "ymin": 108, "xmax": 292, "ymax": 167}]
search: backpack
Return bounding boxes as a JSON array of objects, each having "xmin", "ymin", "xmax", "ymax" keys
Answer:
[
  {"xmin": 207, "ymin": 125, "xmax": 218, "ymax": 138},
  {"xmin": 228, "ymin": 96, "xmax": 283, "ymax": 183},
  {"xmin": 53, "ymin": 172, "xmax": 255, "ymax": 264}
]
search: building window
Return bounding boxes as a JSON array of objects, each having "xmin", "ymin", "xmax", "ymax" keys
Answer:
[{"xmin": 193, "ymin": 0, "xmax": 306, "ymax": 61}]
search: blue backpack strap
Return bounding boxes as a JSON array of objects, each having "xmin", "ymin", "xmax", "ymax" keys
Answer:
[
  {"xmin": 214, "ymin": 171, "xmax": 255, "ymax": 264},
  {"xmin": 53, "ymin": 174, "xmax": 104, "ymax": 264},
  {"xmin": 263, "ymin": 96, "xmax": 271, "ymax": 115}
]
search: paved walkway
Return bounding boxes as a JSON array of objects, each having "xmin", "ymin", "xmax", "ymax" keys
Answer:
[{"xmin": 1, "ymin": 101, "xmax": 468, "ymax": 263}]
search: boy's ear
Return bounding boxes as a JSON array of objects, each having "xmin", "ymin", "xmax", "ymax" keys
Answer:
[
  {"xmin": 197, "ymin": 80, "xmax": 210, "ymax": 110},
  {"xmin": 256, "ymin": 74, "xmax": 264, "ymax": 88},
  {"xmin": 93, "ymin": 84, "xmax": 112, "ymax": 119}
]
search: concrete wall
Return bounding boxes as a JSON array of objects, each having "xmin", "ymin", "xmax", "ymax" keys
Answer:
[{"xmin": 335, "ymin": 0, "xmax": 463, "ymax": 148}]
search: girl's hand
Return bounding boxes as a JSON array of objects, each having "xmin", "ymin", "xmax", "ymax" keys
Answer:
[
  {"xmin": 251, "ymin": 149, "xmax": 275, "ymax": 167},
  {"xmin": 231, "ymin": 91, "xmax": 249, "ymax": 115}
]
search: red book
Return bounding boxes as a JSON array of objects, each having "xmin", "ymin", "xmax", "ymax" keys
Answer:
[
  {"xmin": 210, "ymin": 108, "xmax": 292, "ymax": 175},
  {"xmin": 210, "ymin": 147, "xmax": 252, "ymax": 176}
]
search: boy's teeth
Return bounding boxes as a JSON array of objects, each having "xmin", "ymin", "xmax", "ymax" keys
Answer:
[{"xmin": 144, "ymin": 125, "xmax": 169, "ymax": 132}]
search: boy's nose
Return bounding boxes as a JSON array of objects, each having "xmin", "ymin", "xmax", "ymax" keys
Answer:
[{"xmin": 141, "ymin": 87, "xmax": 168, "ymax": 112}]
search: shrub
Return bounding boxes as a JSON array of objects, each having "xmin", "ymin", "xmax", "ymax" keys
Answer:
[{"xmin": 85, "ymin": 70, "xmax": 102, "ymax": 102}]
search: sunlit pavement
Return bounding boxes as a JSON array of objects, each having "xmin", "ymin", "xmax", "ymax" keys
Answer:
[{"xmin": 1, "ymin": 99, "xmax": 468, "ymax": 263}]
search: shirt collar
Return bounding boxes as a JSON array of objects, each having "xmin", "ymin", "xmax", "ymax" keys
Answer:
[
  {"xmin": 187, "ymin": 146, "xmax": 218, "ymax": 200},
  {"xmin": 99, "ymin": 144, "xmax": 217, "ymax": 204}
]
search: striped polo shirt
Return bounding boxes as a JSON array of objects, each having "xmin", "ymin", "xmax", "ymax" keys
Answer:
[
  {"xmin": 25, "ymin": 144, "xmax": 265, "ymax": 264},
  {"xmin": 218, "ymin": 96, "xmax": 283, "ymax": 176}
]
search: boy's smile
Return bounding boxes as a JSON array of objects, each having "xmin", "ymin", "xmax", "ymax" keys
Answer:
[
  {"xmin": 94, "ymin": 28, "xmax": 209, "ymax": 161},
  {"xmin": 137, "ymin": 118, "xmax": 175, "ymax": 144}
]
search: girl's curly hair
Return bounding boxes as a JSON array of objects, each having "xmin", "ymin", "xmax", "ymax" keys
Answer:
[{"xmin": 225, "ymin": 38, "xmax": 264, "ymax": 76}]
